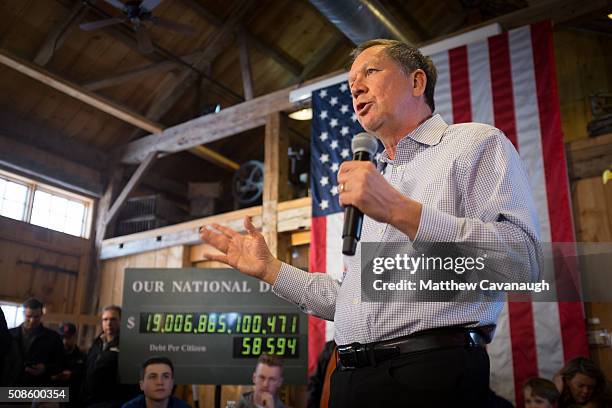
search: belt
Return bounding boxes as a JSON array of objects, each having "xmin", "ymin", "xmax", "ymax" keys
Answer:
[{"xmin": 337, "ymin": 326, "xmax": 492, "ymax": 369}]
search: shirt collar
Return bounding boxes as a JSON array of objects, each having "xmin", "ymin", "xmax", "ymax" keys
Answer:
[{"xmin": 378, "ymin": 114, "xmax": 448, "ymax": 165}]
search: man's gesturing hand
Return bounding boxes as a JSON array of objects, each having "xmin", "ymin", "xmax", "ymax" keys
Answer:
[{"xmin": 199, "ymin": 216, "xmax": 281, "ymax": 284}]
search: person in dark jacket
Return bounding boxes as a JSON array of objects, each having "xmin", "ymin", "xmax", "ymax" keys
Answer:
[
  {"xmin": 122, "ymin": 356, "xmax": 190, "ymax": 408},
  {"xmin": 82, "ymin": 305, "xmax": 138, "ymax": 408},
  {"xmin": 307, "ymin": 341, "xmax": 336, "ymax": 408},
  {"xmin": 0, "ymin": 307, "xmax": 12, "ymax": 385},
  {"xmin": 5, "ymin": 297, "xmax": 64, "ymax": 386},
  {"xmin": 52, "ymin": 322, "xmax": 85, "ymax": 407}
]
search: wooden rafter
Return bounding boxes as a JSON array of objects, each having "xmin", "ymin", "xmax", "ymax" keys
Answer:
[
  {"xmin": 289, "ymin": 33, "xmax": 345, "ymax": 86},
  {"xmin": 82, "ymin": 52, "xmax": 202, "ymax": 91},
  {"xmin": 118, "ymin": 70, "xmax": 345, "ymax": 164},
  {"xmin": 0, "ymin": 48, "xmax": 163, "ymax": 134},
  {"xmin": 238, "ymin": 27, "xmax": 254, "ymax": 100},
  {"xmin": 180, "ymin": 0, "xmax": 303, "ymax": 76},
  {"xmin": 34, "ymin": 1, "xmax": 88, "ymax": 66},
  {"xmin": 0, "ymin": 134, "xmax": 103, "ymax": 197},
  {"xmin": 139, "ymin": 0, "xmax": 254, "ymax": 129},
  {"xmin": 0, "ymin": 49, "xmax": 238, "ymax": 170},
  {"xmin": 249, "ymin": 34, "xmax": 303, "ymax": 76},
  {"xmin": 105, "ymin": 151, "xmax": 158, "ymax": 225}
]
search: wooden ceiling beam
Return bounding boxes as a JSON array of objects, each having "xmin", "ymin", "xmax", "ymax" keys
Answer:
[
  {"xmin": 0, "ymin": 49, "xmax": 239, "ymax": 170},
  {"xmin": 118, "ymin": 70, "xmax": 345, "ymax": 164},
  {"xmin": 34, "ymin": 1, "xmax": 88, "ymax": 66},
  {"xmin": 0, "ymin": 134, "xmax": 103, "ymax": 197},
  {"xmin": 0, "ymin": 110, "xmax": 108, "ymax": 169},
  {"xmin": 0, "ymin": 48, "xmax": 163, "ymax": 134},
  {"xmin": 180, "ymin": 0, "xmax": 303, "ymax": 76}
]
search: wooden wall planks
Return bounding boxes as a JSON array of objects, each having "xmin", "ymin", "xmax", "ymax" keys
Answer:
[
  {"xmin": 554, "ymin": 28, "xmax": 612, "ymax": 143},
  {"xmin": 572, "ymin": 176, "xmax": 612, "ymax": 380}
]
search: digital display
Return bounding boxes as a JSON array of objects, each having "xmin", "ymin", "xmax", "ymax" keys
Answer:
[
  {"xmin": 233, "ymin": 336, "xmax": 299, "ymax": 358},
  {"xmin": 139, "ymin": 312, "xmax": 299, "ymax": 336},
  {"xmin": 120, "ymin": 268, "xmax": 308, "ymax": 384}
]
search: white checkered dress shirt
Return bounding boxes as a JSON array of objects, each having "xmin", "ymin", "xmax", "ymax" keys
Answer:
[{"xmin": 273, "ymin": 114, "xmax": 541, "ymax": 345}]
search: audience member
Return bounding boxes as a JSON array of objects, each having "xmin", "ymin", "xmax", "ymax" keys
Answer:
[
  {"xmin": 51, "ymin": 322, "xmax": 85, "ymax": 407},
  {"xmin": 524, "ymin": 377, "xmax": 560, "ymax": 408},
  {"xmin": 5, "ymin": 297, "xmax": 63, "ymax": 386},
  {"xmin": 237, "ymin": 354, "xmax": 290, "ymax": 408},
  {"xmin": 307, "ymin": 341, "xmax": 336, "ymax": 408},
  {"xmin": 0, "ymin": 307, "xmax": 11, "ymax": 385},
  {"xmin": 82, "ymin": 305, "xmax": 138, "ymax": 407},
  {"xmin": 555, "ymin": 357, "xmax": 608, "ymax": 407},
  {"xmin": 122, "ymin": 356, "xmax": 190, "ymax": 408}
]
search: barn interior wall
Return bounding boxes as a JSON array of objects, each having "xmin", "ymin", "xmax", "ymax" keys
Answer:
[{"xmin": 554, "ymin": 27, "xmax": 612, "ymax": 143}]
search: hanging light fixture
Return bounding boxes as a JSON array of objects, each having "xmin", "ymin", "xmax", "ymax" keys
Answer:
[{"xmin": 288, "ymin": 108, "xmax": 313, "ymax": 121}]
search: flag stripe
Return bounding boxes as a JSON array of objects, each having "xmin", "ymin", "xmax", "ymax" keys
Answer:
[
  {"xmin": 309, "ymin": 216, "xmax": 328, "ymax": 374},
  {"xmin": 487, "ymin": 304, "xmax": 516, "ymax": 402},
  {"xmin": 489, "ymin": 33, "xmax": 518, "ymax": 148},
  {"xmin": 429, "ymin": 51, "xmax": 453, "ymax": 124},
  {"xmin": 467, "ymin": 41, "xmax": 494, "ymax": 125},
  {"xmin": 471, "ymin": 40, "xmax": 516, "ymax": 403},
  {"xmin": 508, "ymin": 25, "xmax": 564, "ymax": 388},
  {"xmin": 325, "ymin": 212, "xmax": 344, "ymax": 342},
  {"xmin": 489, "ymin": 31, "xmax": 538, "ymax": 404},
  {"xmin": 530, "ymin": 21, "xmax": 589, "ymax": 361},
  {"xmin": 449, "ymin": 46, "xmax": 472, "ymax": 123}
]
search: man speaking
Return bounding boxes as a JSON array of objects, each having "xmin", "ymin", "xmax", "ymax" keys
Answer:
[{"xmin": 200, "ymin": 39, "xmax": 540, "ymax": 407}]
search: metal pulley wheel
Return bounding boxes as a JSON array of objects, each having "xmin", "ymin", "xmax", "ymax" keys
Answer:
[{"xmin": 232, "ymin": 160, "xmax": 264, "ymax": 206}]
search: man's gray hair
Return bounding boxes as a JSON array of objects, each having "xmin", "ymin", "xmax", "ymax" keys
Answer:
[{"xmin": 350, "ymin": 39, "xmax": 437, "ymax": 113}]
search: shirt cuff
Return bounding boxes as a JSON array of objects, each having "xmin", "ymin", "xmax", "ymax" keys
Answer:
[
  {"xmin": 272, "ymin": 262, "xmax": 311, "ymax": 304},
  {"xmin": 413, "ymin": 204, "xmax": 460, "ymax": 244}
]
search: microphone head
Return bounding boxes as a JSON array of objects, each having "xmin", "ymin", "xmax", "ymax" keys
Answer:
[{"xmin": 351, "ymin": 132, "xmax": 378, "ymax": 156}]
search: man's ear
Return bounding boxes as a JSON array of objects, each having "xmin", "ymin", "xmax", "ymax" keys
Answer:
[
  {"xmin": 139, "ymin": 380, "xmax": 144, "ymax": 392},
  {"xmin": 412, "ymin": 69, "xmax": 427, "ymax": 97},
  {"xmin": 252, "ymin": 372, "xmax": 257, "ymax": 385}
]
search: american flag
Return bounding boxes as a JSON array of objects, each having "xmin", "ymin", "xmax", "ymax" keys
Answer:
[{"xmin": 308, "ymin": 21, "xmax": 588, "ymax": 406}]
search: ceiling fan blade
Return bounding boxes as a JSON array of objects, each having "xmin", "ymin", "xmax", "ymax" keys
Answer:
[
  {"xmin": 136, "ymin": 26, "xmax": 154, "ymax": 54},
  {"xmin": 79, "ymin": 17, "xmax": 125, "ymax": 31},
  {"xmin": 140, "ymin": 0, "xmax": 162, "ymax": 12},
  {"xmin": 149, "ymin": 16, "xmax": 197, "ymax": 36},
  {"xmin": 104, "ymin": 0, "xmax": 126, "ymax": 11}
]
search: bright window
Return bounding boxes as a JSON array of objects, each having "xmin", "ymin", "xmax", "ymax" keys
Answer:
[
  {"xmin": 0, "ymin": 170, "xmax": 92, "ymax": 238},
  {"xmin": 0, "ymin": 177, "xmax": 29, "ymax": 221},
  {"xmin": 1, "ymin": 302, "xmax": 25, "ymax": 329}
]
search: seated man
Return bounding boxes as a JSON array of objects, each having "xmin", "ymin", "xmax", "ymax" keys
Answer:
[
  {"xmin": 237, "ymin": 354, "xmax": 290, "ymax": 408},
  {"xmin": 122, "ymin": 356, "xmax": 190, "ymax": 408}
]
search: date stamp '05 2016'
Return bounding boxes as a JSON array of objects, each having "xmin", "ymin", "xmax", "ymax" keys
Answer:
[{"xmin": 0, "ymin": 387, "xmax": 69, "ymax": 403}]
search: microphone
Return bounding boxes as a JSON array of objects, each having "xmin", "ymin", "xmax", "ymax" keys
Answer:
[{"xmin": 342, "ymin": 132, "xmax": 379, "ymax": 255}]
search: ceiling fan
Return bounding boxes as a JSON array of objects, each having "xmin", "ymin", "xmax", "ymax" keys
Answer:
[{"xmin": 80, "ymin": 0, "xmax": 197, "ymax": 54}]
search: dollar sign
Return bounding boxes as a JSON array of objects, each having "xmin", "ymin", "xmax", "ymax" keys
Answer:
[{"xmin": 127, "ymin": 316, "xmax": 135, "ymax": 330}]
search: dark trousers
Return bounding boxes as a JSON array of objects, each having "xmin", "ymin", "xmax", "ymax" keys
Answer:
[{"xmin": 329, "ymin": 346, "xmax": 490, "ymax": 408}]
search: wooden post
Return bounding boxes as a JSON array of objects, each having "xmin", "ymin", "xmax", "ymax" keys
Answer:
[{"xmin": 262, "ymin": 112, "xmax": 289, "ymax": 256}]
